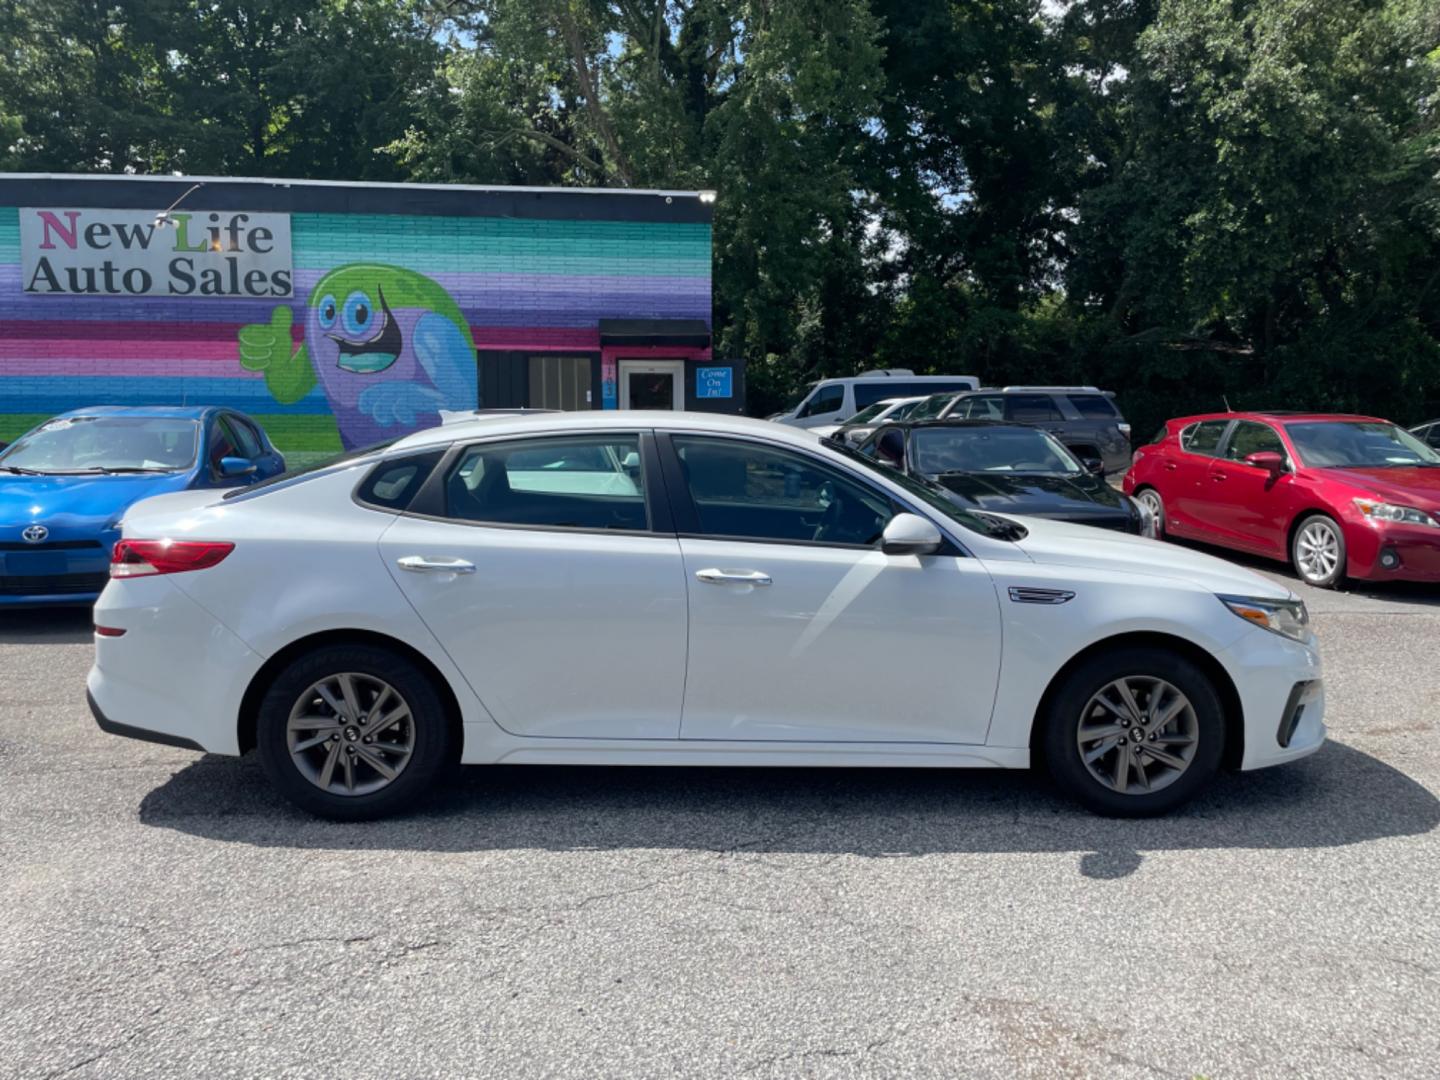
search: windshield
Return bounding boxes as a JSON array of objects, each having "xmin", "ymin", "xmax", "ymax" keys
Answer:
[
  {"xmin": 1285, "ymin": 421, "xmax": 1440, "ymax": 469},
  {"xmin": 845, "ymin": 401, "xmax": 898, "ymax": 426},
  {"xmin": 908, "ymin": 393, "xmax": 961, "ymax": 422},
  {"xmin": 829, "ymin": 441, "xmax": 1025, "ymax": 541},
  {"xmin": 911, "ymin": 426, "xmax": 1081, "ymax": 476},
  {"xmin": 0, "ymin": 416, "xmax": 199, "ymax": 474}
]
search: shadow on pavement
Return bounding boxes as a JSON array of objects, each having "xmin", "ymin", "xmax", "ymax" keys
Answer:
[
  {"xmin": 138, "ymin": 741, "xmax": 1438, "ymax": 877},
  {"xmin": 0, "ymin": 607, "xmax": 93, "ymax": 645}
]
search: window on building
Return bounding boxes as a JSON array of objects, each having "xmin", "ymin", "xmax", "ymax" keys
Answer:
[{"xmin": 528, "ymin": 356, "xmax": 592, "ymax": 411}]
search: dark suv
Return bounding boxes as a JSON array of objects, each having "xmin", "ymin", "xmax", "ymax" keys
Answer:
[{"xmin": 909, "ymin": 386, "xmax": 1132, "ymax": 475}]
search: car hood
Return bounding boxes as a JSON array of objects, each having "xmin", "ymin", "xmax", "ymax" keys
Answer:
[
  {"xmin": 1322, "ymin": 466, "xmax": 1440, "ymax": 509},
  {"xmin": 931, "ymin": 471, "xmax": 1128, "ymax": 517},
  {"xmin": 0, "ymin": 472, "xmax": 193, "ymax": 528},
  {"xmin": 1003, "ymin": 515, "xmax": 1294, "ymax": 599}
]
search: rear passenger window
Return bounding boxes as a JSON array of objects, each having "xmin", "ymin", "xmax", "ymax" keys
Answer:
[
  {"xmin": 1004, "ymin": 395, "xmax": 1063, "ymax": 422},
  {"xmin": 357, "ymin": 451, "xmax": 445, "ymax": 511},
  {"xmin": 1066, "ymin": 395, "xmax": 1118, "ymax": 419},
  {"xmin": 444, "ymin": 436, "xmax": 647, "ymax": 531},
  {"xmin": 1181, "ymin": 420, "xmax": 1230, "ymax": 456}
]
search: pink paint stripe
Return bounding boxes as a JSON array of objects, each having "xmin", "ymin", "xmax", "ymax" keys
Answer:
[
  {"xmin": 470, "ymin": 326, "xmax": 600, "ymax": 350},
  {"xmin": 0, "ymin": 355, "xmax": 264, "ymax": 379},
  {"xmin": 0, "ymin": 337, "xmax": 242, "ymax": 361}
]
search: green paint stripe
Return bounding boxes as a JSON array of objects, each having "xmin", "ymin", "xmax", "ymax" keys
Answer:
[
  {"xmin": 248, "ymin": 414, "xmax": 343, "ymax": 454},
  {"xmin": 0, "ymin": 414, "xmax": 50, "ymax": 442},
  {"xmin": 0, "ymin": 206, "xmax": 17, "ymax": 260}
]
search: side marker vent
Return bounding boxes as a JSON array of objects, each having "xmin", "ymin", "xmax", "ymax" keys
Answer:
[{"xmin": 1008, "ymin": 586, "xmax": 1075, "ymax": 605}]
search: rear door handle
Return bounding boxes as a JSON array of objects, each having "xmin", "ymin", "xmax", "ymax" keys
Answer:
[
  {"xmin": 397, "ymin": 555, "xmax": 476, "ymax": 575},
  {"xmin": 695, "ymin": 568, "xmax": 772, "ymax": 586}
]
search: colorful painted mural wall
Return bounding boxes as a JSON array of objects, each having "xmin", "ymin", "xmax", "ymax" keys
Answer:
[{"xmin": 0, "ymin": 182, "xmax": 712, "ymax": 460}]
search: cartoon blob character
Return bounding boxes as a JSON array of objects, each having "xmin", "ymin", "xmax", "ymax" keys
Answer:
[{"xmin": 238, "ymin": 264, "xmax": 477, "ymax": 449}]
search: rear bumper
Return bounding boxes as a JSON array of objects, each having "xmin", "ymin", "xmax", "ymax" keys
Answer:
[
  {"xmin": 87, "ymin": 689, "xmax": 204, "ymax": 751},
  {"xmin": 88, "ymin": 577, "xmax": 265, "ymax": 756}
]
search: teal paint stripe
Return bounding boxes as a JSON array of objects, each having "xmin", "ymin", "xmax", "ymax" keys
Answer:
[
  {"xmin": 0, "ymin": 205, "xmax": 18, "ymax": 261},
  {"xmin": 291, "ymin": 251, "xmax": 710, "ymax": 276}
]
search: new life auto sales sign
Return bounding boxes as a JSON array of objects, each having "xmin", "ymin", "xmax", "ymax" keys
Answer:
[{"xmin": 20, "ymin": 207, "xmax": 293, "ymax": 298}]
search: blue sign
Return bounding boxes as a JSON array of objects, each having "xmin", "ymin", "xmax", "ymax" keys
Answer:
[{"xmin": 696, "ymin": 366, "xmax": 733, "ymax": 399}]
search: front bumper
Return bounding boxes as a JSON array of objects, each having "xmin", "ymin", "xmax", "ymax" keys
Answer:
[
  {"xmin": 1217, "ymin": 628, "xmax": 1326, "ymax": 770},
  {"xmin": 1344, "ymin": 519, "xmax": 1440, "ymax": 582}
]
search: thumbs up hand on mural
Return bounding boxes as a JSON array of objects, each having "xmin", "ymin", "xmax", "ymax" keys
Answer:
[
  {"xmin": 236, "ymin": 305, "xmax": 316, "ymax": 405},
  {"xmin": 238, "ymin": 306, "xmax": 293, "ymax": 371}
]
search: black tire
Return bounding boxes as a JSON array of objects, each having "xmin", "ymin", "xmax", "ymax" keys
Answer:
[
  {"xmin": 256, "ymin": 644, "xmax": 455, "ymax": 820},
  {"xmin": 1039, "ymin": 646, "xmax": 1225, "ymax": 817},
  {"xmin": 1290, "ymin": 513, "xmax": 1347, "ymax": 589},
  {"xmin": 1134, "ymin": 486, "xmax": 1166, "ymax": 538}
]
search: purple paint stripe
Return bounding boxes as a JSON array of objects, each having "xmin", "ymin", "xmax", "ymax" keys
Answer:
[
  {"xmin": 0, "ymin": 265, "xmax": 709, "ymax": 325},
  {"xmin": 2, "ymin": 355, "xmax": 263, "ymax": 379}
]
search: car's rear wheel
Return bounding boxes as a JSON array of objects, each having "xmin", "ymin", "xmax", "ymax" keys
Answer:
[
  {"xmin": 1040, "ymin": 647, "xmax": 1225, "ymax": 816},
  {"xmin": 256, "ymin": 644, "xmax": 454, "ymax": 820},
  {"xmin": 1134, "ymin": 487, "xmax": 1165, "ymax": 538},
  {"xmin": 1291, "ymin": 514, "xmax": 1346, "ymax": 589}
]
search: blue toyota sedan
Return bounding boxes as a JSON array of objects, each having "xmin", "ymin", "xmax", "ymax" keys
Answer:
[{"xmin": 0, "ymin": 406, "xmax": 285, "ymax": 606}]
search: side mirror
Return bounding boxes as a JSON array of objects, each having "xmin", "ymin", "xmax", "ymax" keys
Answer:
[
  {"xmin": 881, "ymin": 513, "xmax": 943, "ymax": 556},
  {"xmin": 1080, "ymin": 455, "xmax": 1106, "ymax": 476},
  {"xmin": 218, "ymin": 456, "xmax": 257, "ymax": 478},
  {"xmin": 621, "ymin": 451, "xmax": 640, "ymax": 469},
  {"xmin": 1244, "ymin": 451, "xmax": 1286, "ymax": 475}
]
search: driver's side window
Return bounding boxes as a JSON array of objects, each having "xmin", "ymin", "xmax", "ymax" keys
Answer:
[{"xmin": 671, "ymin": 437, "xmax": 892, "ymax": 547}]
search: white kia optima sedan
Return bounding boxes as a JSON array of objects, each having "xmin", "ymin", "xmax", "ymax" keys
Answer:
[{"xmin": 88, "ymin": 412, "xmax": 1325, "ymax": 820}]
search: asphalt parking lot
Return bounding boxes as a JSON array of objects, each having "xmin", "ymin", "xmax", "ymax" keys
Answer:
[{"xmin": 3, "ymin": 550, "xmax": 1438, "ymax": 1079}]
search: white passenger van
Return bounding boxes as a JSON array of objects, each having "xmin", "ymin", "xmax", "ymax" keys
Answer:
[{"xmin": 771, "ymin": 370, "xmax": 981, "ymax": 429}]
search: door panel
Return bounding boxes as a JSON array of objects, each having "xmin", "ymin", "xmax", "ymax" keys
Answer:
[
  {"xmin": 379, "ymin": 432, "xmax": 687, "ymax": 740},
  {"xmin": 678, "ymin": 539, "xmax": 1001, "ymax": 743},
  {"xmin": 381, "ymin": 519, "xmax": 687, "ymax": 739},
  {"xmin": 1200, "ymin": 421, "xmax": 1294, "ymax": 555},
  {"xmin": 1167, "ymin": 420, "xmax": 1231, "ymax": 536}
]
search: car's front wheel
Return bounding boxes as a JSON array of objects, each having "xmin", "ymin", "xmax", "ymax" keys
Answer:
[
  {"xmin": 1040, "ymin": 646, "xmax": 1225, "ymax": 816},
  {"xmin": 1291, "ymin": 513, "xmax": 1346, "ymax": 589},
  {"xmin": 256, "ymin": 644, "xmax": 455, "ymax": 820}
]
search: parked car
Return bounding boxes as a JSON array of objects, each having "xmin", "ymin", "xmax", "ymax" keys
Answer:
[
  {"xmin": 0, "ymin": 406, "xmax": 285, "ymax": 605},
  {"xmin": 813, "ymin": 395, "xmax": 928, "ymax": 444},
  {"xmin": 1124, "ymin": 411, "xmax": 1440, "ymax": 588},
  {"xmin": 907, "ymin": 387, "xmax": 1133, "ymax": 476},
  {"xmin": 1409, "ymin": 420, "xmax": 1440, "ymax": 450},
  {"xmin": 850, "ymin": 420, "xmax": 1154, "ymax": 535},
  {"xmin": 771, "ymin": 370, "xmax": 979, "ymax": 429},
  {"xmin": 91, "ymin": 411, "xmax": 1323, "ymax": 820}
]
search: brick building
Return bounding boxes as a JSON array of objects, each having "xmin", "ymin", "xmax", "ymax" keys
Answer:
[{"xmin": 0, "ymin": 174, "xmax": 734, "ymax": 459}]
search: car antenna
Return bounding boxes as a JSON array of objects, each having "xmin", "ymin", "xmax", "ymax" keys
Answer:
[{"xmin": 1222, "ymin": 395, "xmax": 1232, "ymax": 412}]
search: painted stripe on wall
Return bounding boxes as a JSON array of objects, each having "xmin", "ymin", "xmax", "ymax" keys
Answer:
[{"xmin": 3, "ymin": 377, "xmax": 331, "ymax": 413}]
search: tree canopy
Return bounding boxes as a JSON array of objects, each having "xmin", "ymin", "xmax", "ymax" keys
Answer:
[{"xmin": 1, "ymin": 0, "xmax": 1436, "ymax": 430}]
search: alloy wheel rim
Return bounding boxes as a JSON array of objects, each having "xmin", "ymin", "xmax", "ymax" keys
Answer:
[
  {"xmin": 1076, "ymin": 675, "xmax": 1199, "ymax": 795},
  {"xmin": 1296, "ymin": 521, "xmax": 1340, "ymax": 582},
  {"xmin": 1137, "ymin": 490, "xmax": 1163, "ymax": 523},
  {"xmin": 287, "ymin": 672, "xmax": 415, "ymax": 796}
]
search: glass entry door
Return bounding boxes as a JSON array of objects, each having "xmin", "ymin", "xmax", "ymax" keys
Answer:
[{"xmin": 619, "ymin": 360, "xmax": 685, "ymax": 410}]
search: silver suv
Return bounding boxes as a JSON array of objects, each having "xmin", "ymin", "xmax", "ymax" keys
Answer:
[{"xmin": 909, "ymin": 386, "xmax": 1133, "ymax": 475}]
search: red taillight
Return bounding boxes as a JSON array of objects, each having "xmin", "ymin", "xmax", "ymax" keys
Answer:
[
  {"xmin": 110, "ymin": 539, "xmax": 235, "ymax": 578},
  {"xmin": 94, "ymin": 625, "xmax": 126, "ymax": 637}
]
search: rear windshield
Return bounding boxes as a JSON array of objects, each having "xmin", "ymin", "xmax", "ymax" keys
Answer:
[{"xmin": 222, "ymin": 439, "xmax": 402, "ymax": 501}]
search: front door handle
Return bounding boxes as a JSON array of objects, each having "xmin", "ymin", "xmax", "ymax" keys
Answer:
[
  {"xmin": 695, "ymin": 568, "xmax": 772, "ymax": 586},
  {"xmin": 397, "ymin": 555, "xmax": 476, "ymax": 575}
]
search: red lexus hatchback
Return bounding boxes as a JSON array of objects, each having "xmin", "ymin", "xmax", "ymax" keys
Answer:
[{"xmin": 1123, "ymin": 412, "xmax": 1440, "ymax": 588}]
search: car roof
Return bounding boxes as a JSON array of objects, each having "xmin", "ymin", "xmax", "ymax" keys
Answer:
[
  {"xmin": 390, "ymin": 410, "xmax": 829, "ymax": 452},
  {"xmin": 876, "ymin": 419, "xmax": 1024, "ymax": 431},
  {"xmin": 1167, "ymin": 411, "xmax": 1388, "ymax": 426},
  {"xmin": 51, "ymin": 405, "xmax": 220, "ymax": 421}
]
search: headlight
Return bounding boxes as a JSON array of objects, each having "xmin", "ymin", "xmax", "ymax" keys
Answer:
[
  {"xmin": 1352, "ymin": 498, "xmax": 1438, "ymax": 527},
  {"xmin": 1218, "ymin": 594, "xmax": 1310, "ymax": 642}
]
